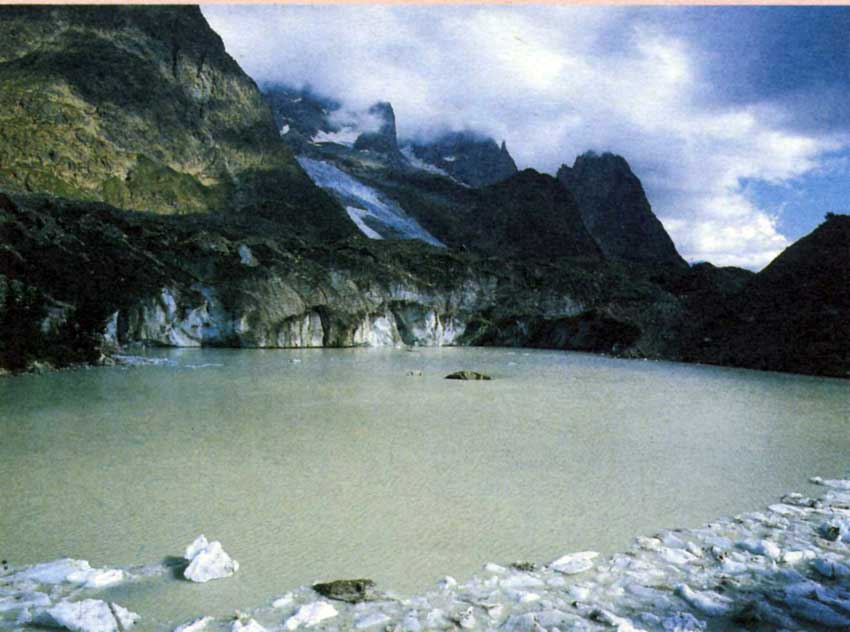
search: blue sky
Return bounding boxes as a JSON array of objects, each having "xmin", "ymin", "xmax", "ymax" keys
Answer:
[{"xmin": 204, "ymin": 5, "xmax": 850, "ymax": 270}]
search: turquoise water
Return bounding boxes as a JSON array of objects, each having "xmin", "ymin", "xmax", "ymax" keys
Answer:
[{"xmin": 1, "ymin": 347, "xmax": 847, "ymax": 628}]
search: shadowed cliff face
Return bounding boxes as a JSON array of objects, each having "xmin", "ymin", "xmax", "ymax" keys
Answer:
[
  {"xmin": 353, "ymin": 102, "xmax": 404, "ymax": 161},
  {"xmin": 558, "ymin": 152, "xmax": 686, "ymax": 268},
  {"xmin": 0, "ymin": 6, "xmax": 353, "ymax": 241},
  {"xmin": 686, "ymin": 214, "xmax": 850, "ymax": 377},
  {"xmin": 406, "ymin": 131, "xmax": 519, "ymax": 188}
]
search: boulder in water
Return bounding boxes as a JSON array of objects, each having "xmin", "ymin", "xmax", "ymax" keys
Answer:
[
  {"xmin": 312, "ymin": 579, "xmax": 380, "ymax": 603},
  {"xmin": 445, "ymin": 370, "xmax": 492, "ymax": 381}
]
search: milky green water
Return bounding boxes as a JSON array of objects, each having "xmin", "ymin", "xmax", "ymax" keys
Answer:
[{"xmin": 1, "ymin": 348, "xmax": 848, "ymax": 629}]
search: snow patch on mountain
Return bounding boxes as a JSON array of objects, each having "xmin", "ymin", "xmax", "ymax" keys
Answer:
[{"xmin": 296, "ymin": 157, "xmax": 444, "ymax": 247}]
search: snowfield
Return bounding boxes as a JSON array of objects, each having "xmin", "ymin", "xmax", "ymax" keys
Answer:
[{"xmin": 295, "ymin": 157, "xmax": 445, "ymax": 247}]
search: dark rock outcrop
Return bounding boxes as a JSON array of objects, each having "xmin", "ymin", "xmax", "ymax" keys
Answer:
[
  {"xmin": 312, "ymin": 579, "xmax": 381, "ymax": 603},
  {"xmin": 263, "ymin": 84, "xmax": 341, "ymax": 149},
  {"xmin": 406, "ymin": 131, "xmax": 518, "ymax": 187},
  {"xmin": 445, "ymin": 371, "xmax": 492, "ymax": 381},
  {"xmin": 356, "ymin": 167, "xmax": 602, "ymax": 260},
  {"xmin": 557, "ymin": 152, "xmax": 686, "ymax": 268},
  {"xmin": 353, "ymin": 102, "xmax": 403, "ymax": 160},
  {"xmin": 0, "ymin": 6, "xmax": 352, "ymax": 241},
  {"xmin": 687, "ymin": 214, "xmax": 850, "ymax": 378}
]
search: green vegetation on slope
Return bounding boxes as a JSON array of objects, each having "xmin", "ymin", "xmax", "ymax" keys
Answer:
[{"xmin": 0, "ymin": 6, "xmax": 354, "ymax": 240}]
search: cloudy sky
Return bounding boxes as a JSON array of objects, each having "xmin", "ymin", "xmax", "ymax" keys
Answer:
[{"xmin": 203, "ymin": 5, "xmax": 850, "ymax": 270}]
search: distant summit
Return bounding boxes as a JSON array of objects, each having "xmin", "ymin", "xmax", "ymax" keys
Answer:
[
  {"xmin": 406, "ymin": 131, "xmax": 518, "ymax": 187},
  {"xmin": 263, "ymin": 84, "xmax": 341, "ymax": 149},
  {"xmin": 558, "ymin": 152, "xmax": 686, "ymax": 267},
  {"xmin": 353, "ymin": 102, "xmax": 403, "ymax": 160}
]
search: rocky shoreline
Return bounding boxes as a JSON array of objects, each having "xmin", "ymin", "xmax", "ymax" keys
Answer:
[{"xmin": 2, "ymin": 475, "xmax": 849, "ymax": 632}]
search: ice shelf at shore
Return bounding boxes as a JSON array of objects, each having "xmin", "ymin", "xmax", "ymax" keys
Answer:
[{"xmin": 2, "ymin": 475, "xmax": 849, "ymax": 631}]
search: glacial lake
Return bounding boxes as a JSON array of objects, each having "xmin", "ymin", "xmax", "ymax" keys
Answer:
[{"xmin": 1, "ymin": 347, "xmax": 848, "ymax": 629}]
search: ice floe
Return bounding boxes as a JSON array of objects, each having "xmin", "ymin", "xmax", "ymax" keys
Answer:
[
  {"xmin": 4, "ymin": 474, "xmax": 850, "ymax": 631},
  {"xmin": 35, "ymin": 599, "xmax": 139, "ymax": 632},
  {"xmin": 183, "ymin": 535, "xmax": 239, "ymax": 583},
  {"xmin": 174, "ymin": 616, "xmax": 215, "ymax": 632},
  {"xmin": 6, "ymin": 559, "xmax": 125, "ymax": 589},
  {"xmin": 283, "ymin": 601, "xmax": 338, "ymax": 629}
]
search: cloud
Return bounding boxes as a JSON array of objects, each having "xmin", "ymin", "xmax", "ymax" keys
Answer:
[{"xmin": 203, "ymin": 5, "xmax": 849, "ymax": 270}]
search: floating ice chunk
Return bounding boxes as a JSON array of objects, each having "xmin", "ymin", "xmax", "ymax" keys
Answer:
[
  {"xmin": 673, "ymin": 584, "xmax": 733, "ymax": 616},
  {"xmin": 781, "ymin": 550, "xmax": 812, "ymax": 565},
  {"xmin": 424, "ymin": 609, "xmax": 449, "ymax": 628},
  {"xmin": 183, "ymin": 539, "xmax": 238, "ymax": 583},
  {"xmin": 8, "ymin": 559, "xmax": 125, "ymax": 589},
  {"xmin": 736, "ymin": 539, "xmax": 781, "ymax": 560},
  {"xmin": 437, "ymin": 576, "xmax": 457, "ymax": 590},
  {"xmin": 40, "ymin": 599, "xmax": 139, "ymax": 632},
  {"xmin": 660, "ymin": 547, "xmax": 697, "ymax": 565},
  {"xmin": 661, "ymin": 612, "xmax": 706, "ymax": 631},
  {"xmin": 589, "ymin": 608, "xmax": 647, "ymax": 631},
  {"xmin": 818, "ymin": 517, "xmax": 850, "ymax": 542},
  {"xmin": 17, "ymin": 606, "xmax": 33, "ymax": 625},
  {"xmin": 503, "ymin": 589, "xmax": 540, "ymax": 603},
  {"xmin": 9, "ymin": 559, "xmax": 92, "ymax": 585},
  {"xmin": 811, "ymin": 476, "xmax": 850, "ymax": 490},
  {"xmin": 484, "ymin": 563, "xmax": 507, "ymax": 575},
  {"xmin": 400, "ymin": 611, "xmax": 422, "ymax": 631},
  {"xmin": 783, "ymin": 593, "xmax": 850, "ymax": 627},
  {"xmin": 0, "ymin": 590, "xmax": 50, "ymax": 612},
  {"xmin": 499, "ymin": 573, "xmax": 544, "ymax": 589},
  {"xmin": 499, "ymin": 613, "xmax": 544, "ymax": 632},
  {"xmin": 284, "ymin": 601, "xmax": 338, "ymax": 630},
  {"xmin": 769, "ymin": 502, "xmax": 806, "ymax": 516},
  {"xmin": 174, "ymin": 616, "xmax": 214, "ymax": 632},
  {"xmin": 272, "ymin": 593, "xmax": 295, "ymax": 609},
  {"xmin": 354, "ymin": 611, "xmax": 391, "ymax": 629},
  {"xmin": 232, "ymin": 619, "xmax": 267, "ymax": 632},
  {"xmin": 549, "ymin": 551, "xmax": 598, "ymax": 575},
  {"xmin": 451, "ymin": 606, "xmax": 476, "ymax": 629},
  {"xmin": 812, "ymin": 555, "xmax": 850, "ymax": 579},
  {"xmin": 184, "ymin": 535, "xmax": 209, "ymax": 560}
]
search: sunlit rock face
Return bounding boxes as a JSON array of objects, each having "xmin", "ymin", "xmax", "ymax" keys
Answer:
[{"xmin": 0, "ymin": 6, "xmax": 352, "ymax": 241}]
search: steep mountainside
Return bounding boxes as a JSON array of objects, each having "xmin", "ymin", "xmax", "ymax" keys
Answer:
[
  {"xmin": 338, "ymin": 163, "xmax": 601, "ymax": 259},
  {"xmin": 558, "ymin": 152, "xmax": 686, "ymax": 267},
  {"xmin": 406, "ymin": 131, "xmax": 518, "ymax": 187},
  {"xmin": 686, "ymin": 214, "xmax": 850, "ymax": 377},
  {"xmin": 0, "ymin": 6, "xmax": 352, "ymax": 240},
  {"xmin": 263, "ymin": 83, "xmax": 340, "ymax": 148}
]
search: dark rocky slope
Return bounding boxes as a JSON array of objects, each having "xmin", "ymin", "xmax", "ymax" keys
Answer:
[
  {"xmin": 685, "ymin": 214, "xmax": 850, "ymax": 378},
  {"xmin": 263, "ymin": 84, "xmax": 341, "ymax": 149},
  {"xmin": 558, "ymin": 152, "xmax": 687, "ymax": 267},
  {"xmin": 406, "ymin": 131, "xmax": 518, "ymax": 187},
  {"xmin": 0, "ymin": 192, "xmax": 682, "ymax": 372},
  {"xmin": 0, "ymin": 6, "xmax": 351, "ymax": 241}
]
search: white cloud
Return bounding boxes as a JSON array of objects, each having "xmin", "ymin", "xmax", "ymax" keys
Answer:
[{"xmin": 203, "ymin": 5, "xmax": 846, "ymax": 270}]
